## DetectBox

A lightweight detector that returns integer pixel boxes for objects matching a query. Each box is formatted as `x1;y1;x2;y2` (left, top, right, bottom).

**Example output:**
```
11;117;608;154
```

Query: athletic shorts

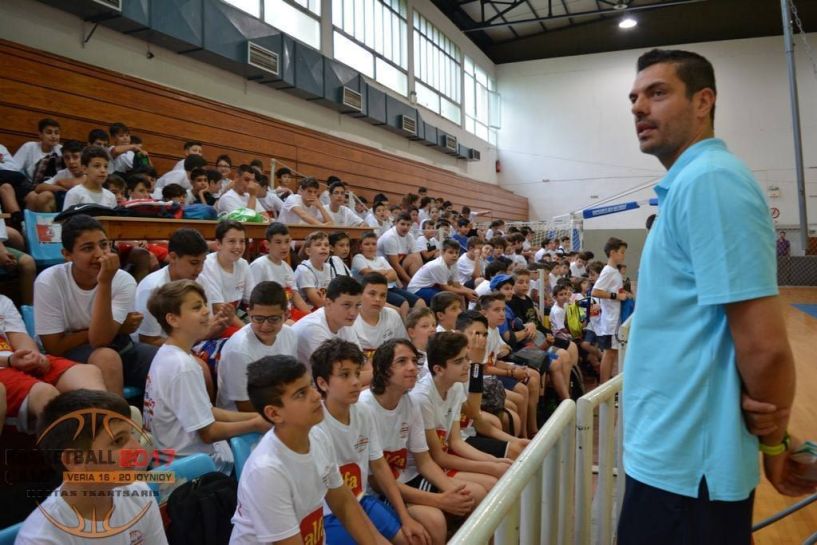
596;334;619;350
325;495;400;544
466;435;508;458
405;474;440;493
0;355;75;416
583;329;597;345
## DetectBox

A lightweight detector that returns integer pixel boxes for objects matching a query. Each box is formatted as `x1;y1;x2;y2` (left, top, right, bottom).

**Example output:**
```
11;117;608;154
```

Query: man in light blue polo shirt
619;49;815;545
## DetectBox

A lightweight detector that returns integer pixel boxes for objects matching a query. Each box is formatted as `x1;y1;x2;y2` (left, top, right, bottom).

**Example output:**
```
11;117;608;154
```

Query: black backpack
166;472;238;545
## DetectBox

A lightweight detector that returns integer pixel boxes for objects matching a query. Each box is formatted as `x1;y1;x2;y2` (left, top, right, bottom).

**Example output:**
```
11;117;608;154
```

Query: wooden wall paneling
0;39;528;221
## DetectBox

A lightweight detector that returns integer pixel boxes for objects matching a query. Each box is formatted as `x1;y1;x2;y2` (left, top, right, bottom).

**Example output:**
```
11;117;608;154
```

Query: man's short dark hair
275;167;292;178
80;145;110;167
148;279;207;334
87;128;108;144
184;140;203;150
371;339;418;395
455;310;488;332
168;228;208;258
311;338;364;398
299;177;320;190
361;272;388;289
162;183;187;200
426;331;469;373
265;222;289;240
61;214;105;251
396;212;412;224
457;218;470;228
483;260;507;281
328;180;346;193
190;167;207;181
216;220;245;241
247;356;307;415
37;389;130;471
183;154;207;172
216;154;232;166
249;281;288;309
441;239;460;253
477;292;506;310
326;275;362;300
430;291;460;315
637;48;716;121
109;122;128;136
328;231;349;246
61;140;84;154
361;231;378;243
603;237;628;257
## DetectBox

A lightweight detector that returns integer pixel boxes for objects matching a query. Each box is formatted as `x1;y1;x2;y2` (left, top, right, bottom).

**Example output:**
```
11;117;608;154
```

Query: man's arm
386;255;412;285
88;255;123;347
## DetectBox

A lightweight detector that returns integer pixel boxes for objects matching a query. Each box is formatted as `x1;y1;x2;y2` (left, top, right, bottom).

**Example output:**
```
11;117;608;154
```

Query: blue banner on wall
582;201;640;219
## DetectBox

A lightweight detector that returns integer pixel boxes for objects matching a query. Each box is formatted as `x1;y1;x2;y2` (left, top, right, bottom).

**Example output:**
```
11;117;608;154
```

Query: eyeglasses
249;315;284;325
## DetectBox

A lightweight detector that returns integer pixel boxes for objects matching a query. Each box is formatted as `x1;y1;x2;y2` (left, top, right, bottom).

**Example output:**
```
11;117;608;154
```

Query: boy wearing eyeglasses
216;281;298;412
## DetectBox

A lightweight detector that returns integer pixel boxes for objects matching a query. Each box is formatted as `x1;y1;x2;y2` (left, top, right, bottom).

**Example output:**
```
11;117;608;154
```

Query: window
265;0;321;50
222;0;261;17
464;55;500;145
412;12;462;124
332;0;408;95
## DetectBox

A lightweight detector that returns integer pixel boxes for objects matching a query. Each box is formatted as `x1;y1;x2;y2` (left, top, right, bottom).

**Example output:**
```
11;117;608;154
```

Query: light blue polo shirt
622;138;777;501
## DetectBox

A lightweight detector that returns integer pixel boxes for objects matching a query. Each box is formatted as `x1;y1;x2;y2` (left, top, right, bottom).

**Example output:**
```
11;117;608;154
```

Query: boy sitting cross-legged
217;281;299;412
144;280;269;473
229;355;378;545
360;339;483;543
15;390;168;545
410;331;509;489
34;214;157;395
311;338;431;545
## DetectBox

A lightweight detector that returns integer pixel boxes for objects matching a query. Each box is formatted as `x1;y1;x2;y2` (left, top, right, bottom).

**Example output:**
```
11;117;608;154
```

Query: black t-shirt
508;294;550;334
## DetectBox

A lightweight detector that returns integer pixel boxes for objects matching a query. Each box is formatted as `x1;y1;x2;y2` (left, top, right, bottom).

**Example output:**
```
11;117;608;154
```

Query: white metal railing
448;400;577;545
574;316;630;545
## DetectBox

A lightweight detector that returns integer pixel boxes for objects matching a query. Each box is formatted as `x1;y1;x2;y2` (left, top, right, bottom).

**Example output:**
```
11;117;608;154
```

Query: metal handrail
448;399;577;545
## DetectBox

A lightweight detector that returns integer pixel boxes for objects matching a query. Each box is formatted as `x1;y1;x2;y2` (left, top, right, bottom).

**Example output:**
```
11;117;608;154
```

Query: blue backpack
183;204;218;219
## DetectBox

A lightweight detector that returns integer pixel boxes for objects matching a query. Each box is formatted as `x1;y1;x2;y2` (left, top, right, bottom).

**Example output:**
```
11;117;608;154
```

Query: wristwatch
759;433;790;456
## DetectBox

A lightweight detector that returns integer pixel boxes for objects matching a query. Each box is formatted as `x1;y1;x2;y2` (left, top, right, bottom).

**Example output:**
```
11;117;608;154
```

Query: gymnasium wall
497;33;817;249
0;0;529;219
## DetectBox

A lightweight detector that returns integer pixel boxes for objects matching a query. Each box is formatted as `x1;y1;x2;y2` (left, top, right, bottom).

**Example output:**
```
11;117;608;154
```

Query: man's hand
468;332;487;363
400;517;431;545
119;312;144;335
0;250;17;269
247;181;260;196
253;414;273;433
10;349;49;375
763;436;817;497
435;483;474;516
742;393;789;436
97;253;120;284
523;322;537;339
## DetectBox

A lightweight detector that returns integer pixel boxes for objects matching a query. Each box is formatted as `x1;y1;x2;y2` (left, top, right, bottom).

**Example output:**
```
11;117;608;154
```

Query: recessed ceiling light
619;17;637;29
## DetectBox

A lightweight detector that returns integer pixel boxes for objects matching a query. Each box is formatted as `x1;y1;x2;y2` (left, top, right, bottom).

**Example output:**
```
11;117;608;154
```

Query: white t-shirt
14;141;61;179
570;262;587;278
109;149;133;173
358;390;428;484
153;168;190;199
410;373;467;453
414;235;440;254
550;303;566;333
534;248;547;263
376;227;415;258
294;260;331;301
0;295;26;357
291;308;361;366
216;324;299;410
0;144;21;172
258;191;284;215
485;326;510;364
15;482;167;545
351;254;396;288
327;205;363;226
456;253;481;285
230;428;342;545
134;266;172;339
278;194;323;225
43;167;74;186
353;307;407;351
62;184;118;210
469;277;494;310
34;263;135;335
248;255;297;297
197;252;252;308
316;403;383;509
216;189;264;214
143;344;233;472
594;264;623;336
407;256;456;293
327;256;351;279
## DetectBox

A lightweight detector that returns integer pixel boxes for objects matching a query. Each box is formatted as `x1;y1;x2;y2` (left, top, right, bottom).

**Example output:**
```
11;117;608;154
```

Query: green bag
219;207;265;223
565;302;584;339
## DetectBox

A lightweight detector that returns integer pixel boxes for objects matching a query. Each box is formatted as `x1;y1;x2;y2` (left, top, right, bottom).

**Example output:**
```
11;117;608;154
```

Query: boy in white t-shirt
411;332;509;488
590;237;630;383
230;355;377;545
215;164;263;214
34;215;157;395
326;180;364;226
407;240;476;305
294;231;333;308
144;280;268;473
414;219;440;262
62;146;118;210
15;390;168;545
353;273;408;358
359;339;479;541
107;122;143;174
197;220;253;331
217;281;299;411
430;292;462;333
26;139;85;212
278;177;332;225
311;338;430;545
249;222;312;318
405;307;435;379
377;214;422;286
456;236;484;289
13;117;62;179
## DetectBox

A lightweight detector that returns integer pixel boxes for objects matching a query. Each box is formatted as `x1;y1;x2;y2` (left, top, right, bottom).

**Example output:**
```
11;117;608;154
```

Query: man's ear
695;88;716;122
263;404;283;425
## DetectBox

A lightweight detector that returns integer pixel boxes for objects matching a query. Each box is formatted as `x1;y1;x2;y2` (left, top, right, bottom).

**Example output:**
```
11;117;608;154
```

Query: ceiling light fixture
618;17;637;29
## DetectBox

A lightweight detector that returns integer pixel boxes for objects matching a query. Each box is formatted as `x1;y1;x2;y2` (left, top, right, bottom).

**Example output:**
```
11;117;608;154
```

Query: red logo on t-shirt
459;413;472;432
340;462;364;499
383;449;408;479
300;507;325;545
435;428;449;453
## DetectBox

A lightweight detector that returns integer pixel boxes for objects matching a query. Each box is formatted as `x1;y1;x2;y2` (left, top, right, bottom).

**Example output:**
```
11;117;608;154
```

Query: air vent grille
248;42;280;76
400;115;417;136
342;86;362;112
